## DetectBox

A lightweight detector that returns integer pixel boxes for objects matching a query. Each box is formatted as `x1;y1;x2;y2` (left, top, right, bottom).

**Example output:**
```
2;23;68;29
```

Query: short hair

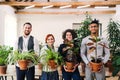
23;22;32;28
90;19;99;26
45;34;55;43
62;29;77;40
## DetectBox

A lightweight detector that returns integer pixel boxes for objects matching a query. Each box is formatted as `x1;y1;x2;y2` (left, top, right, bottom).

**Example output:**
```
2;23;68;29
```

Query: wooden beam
0;1;120;7
16;10;115;15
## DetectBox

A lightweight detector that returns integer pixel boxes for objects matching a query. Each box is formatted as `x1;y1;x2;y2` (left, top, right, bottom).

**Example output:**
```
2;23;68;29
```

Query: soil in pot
90;59;102;72
0;66;7;74
18;60;28;70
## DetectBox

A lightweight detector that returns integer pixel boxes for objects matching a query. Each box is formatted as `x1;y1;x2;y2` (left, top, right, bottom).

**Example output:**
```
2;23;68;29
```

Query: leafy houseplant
88;36;103;72
0;45;13;65
0;45;13;74
63;39;80;71
41;49;63;69
106;19;120;76
88;36;109;72
75;13;92;47
8;50;39;70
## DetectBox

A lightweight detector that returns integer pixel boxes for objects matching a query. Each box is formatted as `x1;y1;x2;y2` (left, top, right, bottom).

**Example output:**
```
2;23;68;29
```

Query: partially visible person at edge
58;29;81;80
39;34;59;80
81;19;110;80
14;22;40;80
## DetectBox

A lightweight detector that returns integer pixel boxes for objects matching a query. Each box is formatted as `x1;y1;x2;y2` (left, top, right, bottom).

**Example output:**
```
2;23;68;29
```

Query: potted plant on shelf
8;50;39;70
0;45;13;74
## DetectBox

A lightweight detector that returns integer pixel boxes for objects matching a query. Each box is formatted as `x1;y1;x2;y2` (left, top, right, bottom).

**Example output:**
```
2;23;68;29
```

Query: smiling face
89;23;99;35
23;24;32;36
46;36;55;46
65;32;73;41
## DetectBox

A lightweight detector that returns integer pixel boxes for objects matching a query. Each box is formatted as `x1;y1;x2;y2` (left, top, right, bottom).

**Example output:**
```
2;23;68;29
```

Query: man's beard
24;31;30;36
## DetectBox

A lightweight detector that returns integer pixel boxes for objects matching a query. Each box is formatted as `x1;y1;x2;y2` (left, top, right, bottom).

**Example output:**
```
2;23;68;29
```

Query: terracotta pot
18;60;28;70
90;62;102;72
48;60;56;69
0;66;7;74
65;61;74;70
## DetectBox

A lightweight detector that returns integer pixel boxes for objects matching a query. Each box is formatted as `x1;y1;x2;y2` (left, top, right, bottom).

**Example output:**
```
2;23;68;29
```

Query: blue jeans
40;70;59;80
62;67;81;80
16;66;35;80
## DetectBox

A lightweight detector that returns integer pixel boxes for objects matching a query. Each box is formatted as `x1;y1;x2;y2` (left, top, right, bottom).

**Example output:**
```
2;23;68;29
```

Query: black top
58;42;81;64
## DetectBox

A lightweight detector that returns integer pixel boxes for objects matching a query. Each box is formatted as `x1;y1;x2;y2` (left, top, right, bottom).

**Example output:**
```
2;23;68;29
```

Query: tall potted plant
106;19;120;76
88;36;103;72
0;45;13;74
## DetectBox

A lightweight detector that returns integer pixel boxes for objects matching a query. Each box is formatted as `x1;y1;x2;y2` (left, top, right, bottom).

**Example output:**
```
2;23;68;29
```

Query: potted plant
65;49;78;71
87;36;109;72
62;39;80;71
0;45;13;74
8;50;39;70
40;49;63;69
106;19;120;76
88;36;102;72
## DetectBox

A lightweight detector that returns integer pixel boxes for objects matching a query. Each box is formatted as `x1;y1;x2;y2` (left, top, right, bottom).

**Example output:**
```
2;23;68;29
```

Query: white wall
17;14;114;46
0;5;17;46
0;10;5;45
113;5;120;22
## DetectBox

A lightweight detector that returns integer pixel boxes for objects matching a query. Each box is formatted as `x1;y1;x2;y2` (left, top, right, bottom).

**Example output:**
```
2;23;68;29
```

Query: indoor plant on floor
0;45;13;74
8;50;39;70
106;19;120;77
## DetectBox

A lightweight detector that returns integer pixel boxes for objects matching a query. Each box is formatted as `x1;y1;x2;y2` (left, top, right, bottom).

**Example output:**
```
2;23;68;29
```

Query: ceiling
0;0;120;14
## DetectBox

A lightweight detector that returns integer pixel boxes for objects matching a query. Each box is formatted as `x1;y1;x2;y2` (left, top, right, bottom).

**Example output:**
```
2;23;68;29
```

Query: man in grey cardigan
81;19;110;80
